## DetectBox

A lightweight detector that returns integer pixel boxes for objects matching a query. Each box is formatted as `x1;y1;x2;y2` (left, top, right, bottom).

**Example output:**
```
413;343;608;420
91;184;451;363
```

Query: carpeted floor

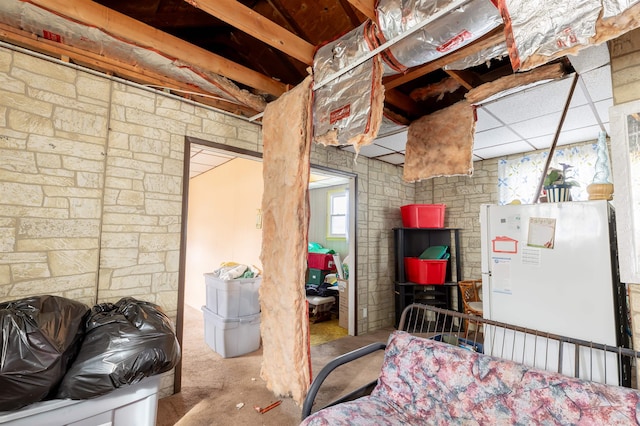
157;305;393;425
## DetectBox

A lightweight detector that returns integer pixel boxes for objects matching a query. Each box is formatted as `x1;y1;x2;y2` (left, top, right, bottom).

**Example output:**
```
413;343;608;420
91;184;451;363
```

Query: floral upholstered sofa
301;330;640;425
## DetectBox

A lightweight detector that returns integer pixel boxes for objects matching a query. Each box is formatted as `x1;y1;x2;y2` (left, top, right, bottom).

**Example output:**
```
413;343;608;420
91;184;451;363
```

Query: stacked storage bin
202;273;261;358
306;253;336;288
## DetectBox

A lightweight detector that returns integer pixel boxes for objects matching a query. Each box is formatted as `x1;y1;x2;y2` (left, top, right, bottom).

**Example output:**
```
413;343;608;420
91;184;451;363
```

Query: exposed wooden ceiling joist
0;23;264;117
183;0;315;65
27;0;288;97
444;70;483;90
345;0;376;21
338;0;366;27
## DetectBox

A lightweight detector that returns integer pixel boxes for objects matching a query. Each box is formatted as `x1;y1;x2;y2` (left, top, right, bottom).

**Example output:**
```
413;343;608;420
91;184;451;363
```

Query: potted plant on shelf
543;163;579;202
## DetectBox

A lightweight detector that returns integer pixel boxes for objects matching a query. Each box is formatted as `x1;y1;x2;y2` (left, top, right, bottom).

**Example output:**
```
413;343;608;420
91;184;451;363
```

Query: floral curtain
497;142;603;205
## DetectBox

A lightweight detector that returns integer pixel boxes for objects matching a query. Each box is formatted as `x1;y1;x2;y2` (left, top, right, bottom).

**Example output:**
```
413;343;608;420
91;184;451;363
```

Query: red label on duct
437;30;472;53
42;30;62;43
330;105;351;124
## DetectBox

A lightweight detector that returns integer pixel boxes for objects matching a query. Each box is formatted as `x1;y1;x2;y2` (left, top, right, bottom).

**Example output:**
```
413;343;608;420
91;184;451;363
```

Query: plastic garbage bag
0;295;89;411
56;297;181;400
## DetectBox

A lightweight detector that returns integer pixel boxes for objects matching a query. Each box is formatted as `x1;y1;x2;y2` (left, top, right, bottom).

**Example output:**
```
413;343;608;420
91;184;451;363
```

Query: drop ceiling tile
557;124;603;145
561;104;599;131
527;134;555;150
375;130;408;151
341;143;394;157
580;64;613;102
594;98;613;124
568;44;610;73
509;114;561;139
473;126;522;149
483;77;574;124
474;141;538;160
475;107;503;131
376;152;405;165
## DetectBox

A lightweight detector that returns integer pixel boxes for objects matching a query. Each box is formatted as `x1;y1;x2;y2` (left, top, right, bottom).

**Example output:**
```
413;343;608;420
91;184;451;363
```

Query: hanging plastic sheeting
56;298;180;400
0;0;266;112
375;0;503;74
0;295;88;411
313;22;385;150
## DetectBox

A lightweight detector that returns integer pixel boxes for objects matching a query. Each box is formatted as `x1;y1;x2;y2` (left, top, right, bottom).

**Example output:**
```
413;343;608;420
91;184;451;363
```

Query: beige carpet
157;306;392;425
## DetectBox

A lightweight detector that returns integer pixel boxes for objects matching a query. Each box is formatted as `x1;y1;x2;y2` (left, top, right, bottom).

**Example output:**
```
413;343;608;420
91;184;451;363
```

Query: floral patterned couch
301;330;640;425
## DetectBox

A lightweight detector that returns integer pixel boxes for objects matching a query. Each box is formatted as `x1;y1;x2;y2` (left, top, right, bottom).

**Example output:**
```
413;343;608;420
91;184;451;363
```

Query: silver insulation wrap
313;23;383;146
313;22;373;84
603;0;640;18
444;41;508;70
0;1;266;111
376;0;503;70
313;58;378;145
499;0;601;70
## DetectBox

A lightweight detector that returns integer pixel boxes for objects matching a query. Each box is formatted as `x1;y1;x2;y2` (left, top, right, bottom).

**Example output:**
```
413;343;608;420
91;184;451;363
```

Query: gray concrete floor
157;306;393;425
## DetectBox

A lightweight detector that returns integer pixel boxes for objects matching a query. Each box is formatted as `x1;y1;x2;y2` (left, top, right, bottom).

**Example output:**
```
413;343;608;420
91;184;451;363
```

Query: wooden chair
458;279;483;334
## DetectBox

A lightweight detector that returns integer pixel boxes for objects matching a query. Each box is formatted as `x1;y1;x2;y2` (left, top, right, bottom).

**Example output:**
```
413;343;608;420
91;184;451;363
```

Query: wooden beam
444;70;483;90
26;0;287;97
345;0;376;21
183;0;315;65
383;28;505;90
0;23;264;117
338;0;365;27
384;89;423;117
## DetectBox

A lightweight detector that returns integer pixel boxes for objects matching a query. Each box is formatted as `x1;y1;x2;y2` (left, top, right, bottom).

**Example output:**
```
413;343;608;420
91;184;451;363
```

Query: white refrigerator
480;200;628;384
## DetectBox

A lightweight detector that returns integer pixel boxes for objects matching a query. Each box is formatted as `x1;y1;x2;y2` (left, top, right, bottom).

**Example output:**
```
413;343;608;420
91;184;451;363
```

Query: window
498;142;603;204
328;190;348;238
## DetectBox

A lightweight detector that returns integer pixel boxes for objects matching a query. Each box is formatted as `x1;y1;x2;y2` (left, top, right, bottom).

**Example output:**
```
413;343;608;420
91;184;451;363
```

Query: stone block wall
415;160;500;281
0;45;263;397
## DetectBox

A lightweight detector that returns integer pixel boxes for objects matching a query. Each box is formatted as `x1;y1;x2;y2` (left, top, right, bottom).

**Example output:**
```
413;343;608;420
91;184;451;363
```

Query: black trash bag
0;295;89;411
56;297;181;400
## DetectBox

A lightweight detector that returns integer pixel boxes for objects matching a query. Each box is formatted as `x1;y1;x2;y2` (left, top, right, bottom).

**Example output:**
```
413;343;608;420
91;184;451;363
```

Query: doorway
176;136;357;390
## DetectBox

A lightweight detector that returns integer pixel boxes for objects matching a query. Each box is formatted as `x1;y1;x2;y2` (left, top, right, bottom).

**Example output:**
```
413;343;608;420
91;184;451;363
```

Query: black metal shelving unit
393;227;462;326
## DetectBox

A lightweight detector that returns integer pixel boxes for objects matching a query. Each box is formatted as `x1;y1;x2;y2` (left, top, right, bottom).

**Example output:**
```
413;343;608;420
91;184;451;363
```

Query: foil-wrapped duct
444;41;508;70
313;22;384;148
603;0;640;18
498;0;602;70
375;0;503;71
0;0;267;111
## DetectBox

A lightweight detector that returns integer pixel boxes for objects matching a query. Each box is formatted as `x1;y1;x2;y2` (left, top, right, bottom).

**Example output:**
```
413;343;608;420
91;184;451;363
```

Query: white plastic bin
202;306;261;358
0;376;160;426
204;273;261;318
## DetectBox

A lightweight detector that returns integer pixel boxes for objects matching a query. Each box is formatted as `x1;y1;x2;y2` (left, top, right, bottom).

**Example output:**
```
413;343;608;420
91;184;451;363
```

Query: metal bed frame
301;303;640;420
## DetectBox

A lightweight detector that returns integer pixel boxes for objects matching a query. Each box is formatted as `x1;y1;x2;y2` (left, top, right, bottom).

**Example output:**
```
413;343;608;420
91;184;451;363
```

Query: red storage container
307;253;336;270
401;204;446;228
404;257;447;284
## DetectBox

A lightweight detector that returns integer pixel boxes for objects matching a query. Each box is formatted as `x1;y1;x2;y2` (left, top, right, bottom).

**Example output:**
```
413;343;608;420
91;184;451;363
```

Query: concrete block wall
610;28;640;350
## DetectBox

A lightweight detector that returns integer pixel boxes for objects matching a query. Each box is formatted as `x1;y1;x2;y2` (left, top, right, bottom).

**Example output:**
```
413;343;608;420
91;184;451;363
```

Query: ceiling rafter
265;0;309;39
26;0;288;97
338;0;365;27
345;0;376;21
183;0;315;65
444;69;483;90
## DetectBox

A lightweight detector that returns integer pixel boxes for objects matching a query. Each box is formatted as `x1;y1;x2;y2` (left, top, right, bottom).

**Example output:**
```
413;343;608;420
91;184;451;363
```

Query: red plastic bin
404;257;447;285
401;204;445;228
307;253;336;270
